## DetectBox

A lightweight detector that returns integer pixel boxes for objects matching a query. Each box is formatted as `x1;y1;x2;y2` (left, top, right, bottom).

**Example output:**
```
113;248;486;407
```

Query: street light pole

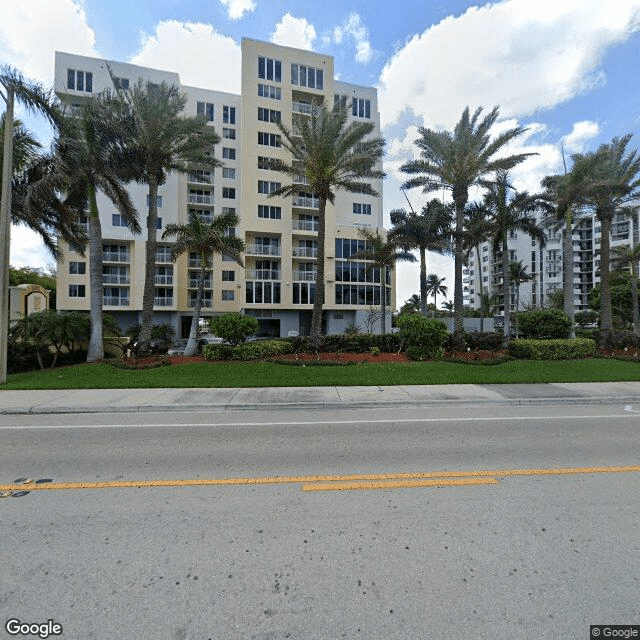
0;86;14;384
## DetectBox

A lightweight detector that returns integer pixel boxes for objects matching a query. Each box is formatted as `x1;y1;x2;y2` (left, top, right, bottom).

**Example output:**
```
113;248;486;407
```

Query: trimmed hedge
508;338;596;360
395;315;448;360
517;309;571;339
460;331;504;351
286;333;403;354
203;339;293;361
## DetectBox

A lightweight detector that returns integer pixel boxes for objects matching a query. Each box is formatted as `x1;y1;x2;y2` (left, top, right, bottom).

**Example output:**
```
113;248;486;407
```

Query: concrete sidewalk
2;381;640;414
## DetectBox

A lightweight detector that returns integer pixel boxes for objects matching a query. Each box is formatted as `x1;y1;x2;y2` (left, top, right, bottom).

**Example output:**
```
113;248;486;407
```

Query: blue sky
3;0;640;307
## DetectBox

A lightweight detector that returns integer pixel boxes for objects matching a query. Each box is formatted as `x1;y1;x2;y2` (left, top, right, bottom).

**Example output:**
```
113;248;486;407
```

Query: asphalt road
1;404;639;639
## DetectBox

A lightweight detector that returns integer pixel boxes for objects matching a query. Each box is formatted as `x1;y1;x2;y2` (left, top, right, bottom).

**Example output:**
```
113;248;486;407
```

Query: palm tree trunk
502;240;511;344
599;216;613;331
453;200;465;339
309;197;326;350
184;258;206;357
380;266;386;334
631;271;640;337
86;185;104;362
419;248;427;317
563;209;575;338
476;245;484;332
139;175;160;351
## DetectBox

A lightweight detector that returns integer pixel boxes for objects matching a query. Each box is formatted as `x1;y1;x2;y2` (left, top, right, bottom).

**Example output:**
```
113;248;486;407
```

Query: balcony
247;269;280;280
292;219;318;231
155;275;173;285
293;271;316;282
293;175;310;186
187;171;212;183
292;195;319;209
102;252;129;263
188;278;212;288
292;247;317;258
292;101;316;115
246;244;281;256
104;297;129;306
154;297;173;307
102;274;130;285
188;194;213;205
188;299;212;309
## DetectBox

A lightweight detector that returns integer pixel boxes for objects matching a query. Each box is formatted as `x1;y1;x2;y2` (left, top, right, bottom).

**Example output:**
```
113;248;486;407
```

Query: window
155;246;172;262
67;69;93;92
334;94;348;108
222;127;236;139
112;213;128;227
69;284;86;297
113;77;129;90
258;180;281;194
146;195;162;207
291;64;323;90
292;282;315;304
189;188;213;204
258;108;281;123
222;271;235;282
246;281;281;304
258;132;281;147
258;57;282;82
222;207;236;215
223;105;236;124
222;168;236;179
197;101;214;122
222;290;235;301
352;98;371;119
156;217;162;229
258;156;277;170
222;187;236;199
258;205;282;219
258;83;281;100
69;261;86;275
222;147;236;160
353;203;372;215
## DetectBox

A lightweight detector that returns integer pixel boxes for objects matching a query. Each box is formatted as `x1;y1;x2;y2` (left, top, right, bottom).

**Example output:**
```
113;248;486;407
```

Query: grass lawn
1;357;639;390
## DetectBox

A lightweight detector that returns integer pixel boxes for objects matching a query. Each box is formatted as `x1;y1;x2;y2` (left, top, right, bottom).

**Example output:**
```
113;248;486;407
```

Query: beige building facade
54;38;391;338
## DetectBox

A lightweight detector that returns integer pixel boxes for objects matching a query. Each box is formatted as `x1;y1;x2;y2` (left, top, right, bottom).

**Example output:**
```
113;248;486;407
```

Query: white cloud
0;0;96;83
130;21;241;93
332;13;374;64
9;226;53;270
378;0;640;129
562;120;600;153
270;13;317;51
219;0;256;21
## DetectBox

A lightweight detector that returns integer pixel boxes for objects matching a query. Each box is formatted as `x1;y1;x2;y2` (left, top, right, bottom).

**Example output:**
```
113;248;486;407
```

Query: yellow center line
302;477;499;491
0;465;639;493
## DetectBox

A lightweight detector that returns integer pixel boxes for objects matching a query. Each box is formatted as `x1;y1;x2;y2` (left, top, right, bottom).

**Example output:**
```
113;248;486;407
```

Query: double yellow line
1;465;639;494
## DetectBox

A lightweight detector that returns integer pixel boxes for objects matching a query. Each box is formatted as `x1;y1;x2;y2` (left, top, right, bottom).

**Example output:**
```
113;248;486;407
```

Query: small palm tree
425;273;448;315
347;228;416;334
509;260;532;336
442;300;454;316
163;211;244;356
401;106;534;340
405;294;421;311
112;79;222;351
389;199;452;316
611;243;640;336
270;99;385;348
464;202;493;331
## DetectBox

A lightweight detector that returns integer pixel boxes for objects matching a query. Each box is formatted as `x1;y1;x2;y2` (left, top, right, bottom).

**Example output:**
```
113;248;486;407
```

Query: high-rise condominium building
54;38;390;338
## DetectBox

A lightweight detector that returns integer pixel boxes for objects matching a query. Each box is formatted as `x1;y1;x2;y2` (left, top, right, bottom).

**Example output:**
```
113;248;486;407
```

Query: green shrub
508;338;596;360
208;313;259;346
370;346;381;356
462;331;504;351
517;309;572;339
203;339;293;361
595;329;640;350
395;315;448;360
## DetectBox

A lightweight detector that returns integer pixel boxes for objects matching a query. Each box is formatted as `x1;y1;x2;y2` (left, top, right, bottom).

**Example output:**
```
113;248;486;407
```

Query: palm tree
573;135;640;331
463;202;493;331
347;228;415;334
509;260;532;336
112;79;222;352
389;199;452;316
1;65;60;384
270;99;385;348
401;106;533;342
442;300;454;316
483;171;548;340
611;243;640;336
405;294;422;311
162;211;244;356
425;273;448;315
42;97;140;362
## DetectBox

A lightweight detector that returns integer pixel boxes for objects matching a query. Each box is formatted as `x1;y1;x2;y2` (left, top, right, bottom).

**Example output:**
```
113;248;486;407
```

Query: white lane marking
624;405;640;413
0;413;638;430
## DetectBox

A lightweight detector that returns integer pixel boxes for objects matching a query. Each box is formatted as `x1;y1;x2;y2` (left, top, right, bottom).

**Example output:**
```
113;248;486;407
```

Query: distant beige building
9;284;50;324
54;38;391;337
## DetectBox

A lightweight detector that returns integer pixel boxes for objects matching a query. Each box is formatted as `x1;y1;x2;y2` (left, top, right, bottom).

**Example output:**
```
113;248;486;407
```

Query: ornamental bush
395;314;448;360
208;313;259;346
203;339;293;361
517;309;572;339
508;338;596;360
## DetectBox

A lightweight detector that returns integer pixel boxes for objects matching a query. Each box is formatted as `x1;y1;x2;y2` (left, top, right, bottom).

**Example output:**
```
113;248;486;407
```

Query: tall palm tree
572;135;640;331
43;97;140;362
405;293;421;312
270;99;385;348
1;65;61;384
389;199;452;316
401;106;533;342
163;211;244;356
463;201;493;331
483;171;548;340
111;79;222;352
347;228;415;334
509;260;532;336
610;243;640;336
425;273;448;315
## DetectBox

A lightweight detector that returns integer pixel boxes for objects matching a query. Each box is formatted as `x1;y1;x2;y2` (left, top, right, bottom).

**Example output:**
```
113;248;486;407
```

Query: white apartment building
54;38;391;338
467;211;640;318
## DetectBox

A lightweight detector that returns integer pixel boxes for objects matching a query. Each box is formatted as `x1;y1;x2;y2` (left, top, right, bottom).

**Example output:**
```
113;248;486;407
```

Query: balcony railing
102;274;130;285
247;269;280;280
102;252;129;263
155;275;174;285
292;247;317;258
188;299;213;308
190;214;214;225
154;297;173;307
155;252;172;263
293;175;310;185
187;172;212;183
246;245;281;256
292;220;318;231
292;196;319;209
293;271;316;281
188;194;213;205
104;297;129;306
292;101;317;115
188;279;212;288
